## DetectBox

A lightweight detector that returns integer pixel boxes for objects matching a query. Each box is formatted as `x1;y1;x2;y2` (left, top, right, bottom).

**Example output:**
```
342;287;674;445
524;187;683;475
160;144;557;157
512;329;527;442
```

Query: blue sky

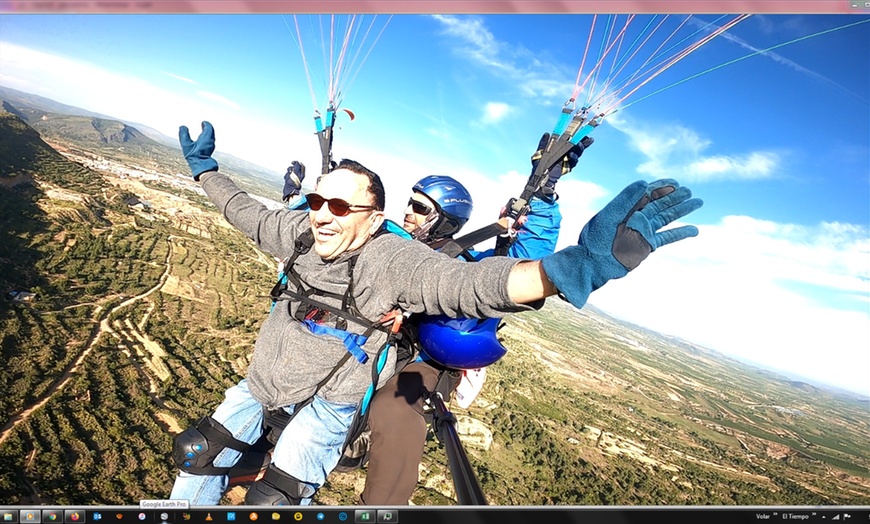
0;13;868;396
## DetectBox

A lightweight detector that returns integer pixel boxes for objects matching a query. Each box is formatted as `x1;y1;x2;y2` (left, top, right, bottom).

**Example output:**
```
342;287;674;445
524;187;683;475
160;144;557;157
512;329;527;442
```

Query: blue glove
178;121;219;181
644;178;679;203
530;133;594;196
282;161;306;202
541;179;703;308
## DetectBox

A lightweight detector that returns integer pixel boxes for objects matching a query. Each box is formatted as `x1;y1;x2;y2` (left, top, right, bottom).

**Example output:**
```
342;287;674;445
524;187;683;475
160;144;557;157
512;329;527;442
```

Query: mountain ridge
0;85;284;201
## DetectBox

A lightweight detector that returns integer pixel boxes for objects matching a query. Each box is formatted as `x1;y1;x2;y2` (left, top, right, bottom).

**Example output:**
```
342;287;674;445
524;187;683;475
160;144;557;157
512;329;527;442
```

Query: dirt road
0;239;175;446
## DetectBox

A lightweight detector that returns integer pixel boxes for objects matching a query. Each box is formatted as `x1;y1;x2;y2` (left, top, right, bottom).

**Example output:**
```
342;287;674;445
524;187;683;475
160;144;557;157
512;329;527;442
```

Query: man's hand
283;161;306;202
178;121;218;181
540;179;703;308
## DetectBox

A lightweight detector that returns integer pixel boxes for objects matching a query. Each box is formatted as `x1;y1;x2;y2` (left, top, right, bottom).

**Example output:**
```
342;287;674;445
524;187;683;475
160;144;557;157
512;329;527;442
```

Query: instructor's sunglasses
307;193;377;217
407;198;434;216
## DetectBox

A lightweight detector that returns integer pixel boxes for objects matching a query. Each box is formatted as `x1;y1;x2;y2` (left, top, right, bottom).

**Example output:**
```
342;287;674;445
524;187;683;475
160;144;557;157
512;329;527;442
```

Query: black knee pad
244;464;316;505
173;416;251;476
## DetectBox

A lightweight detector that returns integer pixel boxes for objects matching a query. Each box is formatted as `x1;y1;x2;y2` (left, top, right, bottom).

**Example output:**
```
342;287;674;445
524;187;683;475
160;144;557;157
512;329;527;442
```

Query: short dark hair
332;158;386;211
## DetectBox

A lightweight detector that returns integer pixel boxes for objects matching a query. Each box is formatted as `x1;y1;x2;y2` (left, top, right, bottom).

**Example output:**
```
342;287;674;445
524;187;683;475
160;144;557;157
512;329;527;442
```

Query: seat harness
263;226;414;448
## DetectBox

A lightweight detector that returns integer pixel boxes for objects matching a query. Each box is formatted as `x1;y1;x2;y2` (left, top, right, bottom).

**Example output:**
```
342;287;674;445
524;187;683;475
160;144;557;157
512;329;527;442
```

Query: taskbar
2;506;870;524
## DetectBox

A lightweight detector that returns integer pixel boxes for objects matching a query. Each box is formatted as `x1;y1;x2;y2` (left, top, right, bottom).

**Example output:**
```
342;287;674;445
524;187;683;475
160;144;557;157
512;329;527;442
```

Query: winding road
0;239;175;446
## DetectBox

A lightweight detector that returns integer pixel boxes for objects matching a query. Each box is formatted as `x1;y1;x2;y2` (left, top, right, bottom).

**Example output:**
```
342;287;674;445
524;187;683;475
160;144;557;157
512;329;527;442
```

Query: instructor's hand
283;161;306;201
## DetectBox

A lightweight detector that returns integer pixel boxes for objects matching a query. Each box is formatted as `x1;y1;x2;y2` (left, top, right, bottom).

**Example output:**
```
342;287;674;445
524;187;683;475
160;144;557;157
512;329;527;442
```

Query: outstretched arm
179;121;309;259
507;259;558;303
507;178;703;308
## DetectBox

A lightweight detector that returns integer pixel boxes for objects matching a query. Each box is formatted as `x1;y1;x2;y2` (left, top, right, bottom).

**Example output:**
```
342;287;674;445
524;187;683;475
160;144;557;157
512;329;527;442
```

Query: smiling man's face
309;169;384;260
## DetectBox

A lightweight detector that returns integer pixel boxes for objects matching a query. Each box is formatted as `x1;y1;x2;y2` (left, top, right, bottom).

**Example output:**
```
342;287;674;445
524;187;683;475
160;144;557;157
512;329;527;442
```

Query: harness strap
339;256;359;329
438;222;509;259
272;229;377;332
270;230;314;303
263;227;407;453
303;319;370;364
274;286;388;334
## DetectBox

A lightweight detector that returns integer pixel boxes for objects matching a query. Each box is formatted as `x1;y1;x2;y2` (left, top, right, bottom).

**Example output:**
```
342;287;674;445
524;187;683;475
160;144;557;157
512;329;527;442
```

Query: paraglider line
621;16;870;111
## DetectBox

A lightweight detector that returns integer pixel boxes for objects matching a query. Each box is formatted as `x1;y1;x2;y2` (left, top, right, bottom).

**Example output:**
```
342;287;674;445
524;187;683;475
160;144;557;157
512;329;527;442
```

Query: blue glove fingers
201;121;215;140
618;178;679;221
607;179;649;221
178;121;218;180
654;224;699;248
647;195;704;234
641;185;692;219
646;178;680;191
647;183;691;211
579;180;648;245
622;199;698;252
645;178;680;202
197;121;216;155
178;126;193;154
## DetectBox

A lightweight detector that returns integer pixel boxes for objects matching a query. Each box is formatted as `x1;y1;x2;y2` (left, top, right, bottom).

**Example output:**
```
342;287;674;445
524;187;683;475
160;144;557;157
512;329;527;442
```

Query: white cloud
432;15;506;70
0;41;308;173
608;113;780;182
476;101;511;126
431;15;573;101
162;71;198;85
687;152;779;180
424;127;454;143
588;214;870;397
197;90;241;111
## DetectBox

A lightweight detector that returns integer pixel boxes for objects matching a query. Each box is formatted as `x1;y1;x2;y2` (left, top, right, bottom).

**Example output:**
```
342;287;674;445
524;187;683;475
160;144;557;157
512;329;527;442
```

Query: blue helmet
416;315;507;369
412;175;473;239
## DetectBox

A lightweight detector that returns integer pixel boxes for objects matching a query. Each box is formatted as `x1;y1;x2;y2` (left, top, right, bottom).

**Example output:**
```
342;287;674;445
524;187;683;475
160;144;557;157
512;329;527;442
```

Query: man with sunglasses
279;164;565;499
170;122;549;506
171;121;703;506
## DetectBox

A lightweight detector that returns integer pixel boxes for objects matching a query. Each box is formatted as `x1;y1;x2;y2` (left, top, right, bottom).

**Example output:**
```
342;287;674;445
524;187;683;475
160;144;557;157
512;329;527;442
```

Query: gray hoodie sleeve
355;234;542;319
199;171;307;259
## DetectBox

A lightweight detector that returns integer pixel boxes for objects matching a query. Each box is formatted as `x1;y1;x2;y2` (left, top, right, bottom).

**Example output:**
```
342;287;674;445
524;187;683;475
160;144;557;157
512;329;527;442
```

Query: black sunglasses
407;198;434;216
307;193;377;217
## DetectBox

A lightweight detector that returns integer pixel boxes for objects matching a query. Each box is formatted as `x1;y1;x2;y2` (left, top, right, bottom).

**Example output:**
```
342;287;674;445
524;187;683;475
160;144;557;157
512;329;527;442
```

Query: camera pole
426;391;488;505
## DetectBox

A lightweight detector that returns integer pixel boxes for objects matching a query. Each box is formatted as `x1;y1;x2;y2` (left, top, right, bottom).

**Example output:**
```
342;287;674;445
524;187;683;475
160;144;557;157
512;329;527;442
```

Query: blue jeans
169;379;358;505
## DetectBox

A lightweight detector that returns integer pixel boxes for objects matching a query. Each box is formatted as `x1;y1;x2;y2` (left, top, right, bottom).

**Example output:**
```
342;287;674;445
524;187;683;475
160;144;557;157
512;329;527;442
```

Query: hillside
0;106;867;506
0;85;284;202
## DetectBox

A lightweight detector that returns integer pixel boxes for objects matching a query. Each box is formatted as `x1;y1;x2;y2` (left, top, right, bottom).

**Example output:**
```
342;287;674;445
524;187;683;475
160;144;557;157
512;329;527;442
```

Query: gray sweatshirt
200;171;539;407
